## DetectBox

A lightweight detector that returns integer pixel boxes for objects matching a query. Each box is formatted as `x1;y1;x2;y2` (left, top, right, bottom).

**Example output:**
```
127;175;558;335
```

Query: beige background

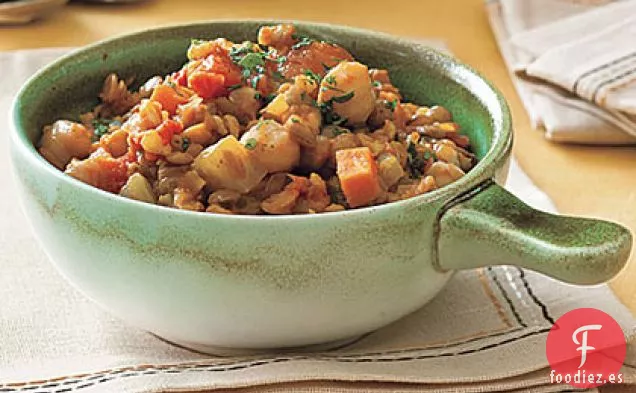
1;0;635;314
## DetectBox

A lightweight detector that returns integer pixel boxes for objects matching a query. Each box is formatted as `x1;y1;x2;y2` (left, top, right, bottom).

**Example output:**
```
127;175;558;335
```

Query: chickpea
425;161;465;187
240;120;300;173
317;61;376;125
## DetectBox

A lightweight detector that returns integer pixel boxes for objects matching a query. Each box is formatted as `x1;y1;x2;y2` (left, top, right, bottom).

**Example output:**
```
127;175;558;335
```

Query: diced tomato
127;134;143;162
172;68;188;87
201;49;242;87
188;71;227;99
98;158;129;193
157;119;183;145
281;41;354;79
150;84;188;114
252;74;275;97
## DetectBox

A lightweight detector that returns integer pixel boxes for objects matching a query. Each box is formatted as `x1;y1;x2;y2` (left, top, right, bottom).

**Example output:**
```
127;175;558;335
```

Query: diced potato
194;135;267;193
140;130;172;156
317;61;375;125
260;93;289;122
120;173;156;203
240;120;300;173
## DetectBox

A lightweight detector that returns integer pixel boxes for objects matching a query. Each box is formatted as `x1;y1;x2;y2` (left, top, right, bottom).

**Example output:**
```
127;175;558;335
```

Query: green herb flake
244;138;258;150
276;55;287;65
332;91;355;104
291;34;314;50
325;75;337;85
229;45;255;62
291;118;300;124
228;83;243;91
181;137;191;152
332;116;348;126
251;74;262;89
406;141;425;178
385;99;398;111
321;85;345;93
373;81;382;88
264;93;277;103
239;52;265;70
332;127;350;136
303;69;321;83
190;38;207;46
91;118;112;142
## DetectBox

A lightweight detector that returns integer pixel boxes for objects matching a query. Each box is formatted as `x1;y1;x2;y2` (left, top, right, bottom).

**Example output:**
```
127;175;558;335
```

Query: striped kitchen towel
487;0;636;145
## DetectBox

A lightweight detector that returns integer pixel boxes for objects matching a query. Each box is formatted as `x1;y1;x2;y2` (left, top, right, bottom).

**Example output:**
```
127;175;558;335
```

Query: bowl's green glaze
9;21;631;352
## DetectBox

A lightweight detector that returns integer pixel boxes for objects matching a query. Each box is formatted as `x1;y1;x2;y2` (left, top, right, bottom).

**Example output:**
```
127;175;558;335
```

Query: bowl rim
10;19;513;222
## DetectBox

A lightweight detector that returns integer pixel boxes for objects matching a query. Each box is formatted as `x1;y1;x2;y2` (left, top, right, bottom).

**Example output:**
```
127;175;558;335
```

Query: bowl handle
436;181;632;285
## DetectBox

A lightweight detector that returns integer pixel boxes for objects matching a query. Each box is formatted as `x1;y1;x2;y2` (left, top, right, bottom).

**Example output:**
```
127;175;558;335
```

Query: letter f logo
572;324;602;368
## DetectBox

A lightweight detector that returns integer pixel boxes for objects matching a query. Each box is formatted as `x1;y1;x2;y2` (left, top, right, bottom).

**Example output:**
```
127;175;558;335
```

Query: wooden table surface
1;0;635;313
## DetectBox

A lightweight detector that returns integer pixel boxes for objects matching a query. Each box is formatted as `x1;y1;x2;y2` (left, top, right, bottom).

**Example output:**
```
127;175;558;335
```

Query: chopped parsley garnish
320;76;345;93
229;44;271;82
331;127;350;136
385;99;398;111
291;117;300;123
321;109;347;126
228;83;243;91
244;138;258;150
254;92;262;100
373;81;382;88
190;38;207;45
303;69;321;83
91;118;113;142
238;52;265;70
406;141;426;178
423;150;437;160
263;93;277;103
229;45;255;62
331;91;354;104
291;34;314;49
332;116;348;126
181;137;191;152
276;55;287;65
166;80;177;89
316;91;354;125
251;74;262;89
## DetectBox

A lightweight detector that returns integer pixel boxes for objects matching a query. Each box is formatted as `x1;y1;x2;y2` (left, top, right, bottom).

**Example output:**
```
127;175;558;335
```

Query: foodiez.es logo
546;308;626;388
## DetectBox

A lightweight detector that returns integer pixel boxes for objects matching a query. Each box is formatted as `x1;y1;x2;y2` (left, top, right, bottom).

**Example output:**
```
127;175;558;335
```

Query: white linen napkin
486;0;636;145
1;48;635;393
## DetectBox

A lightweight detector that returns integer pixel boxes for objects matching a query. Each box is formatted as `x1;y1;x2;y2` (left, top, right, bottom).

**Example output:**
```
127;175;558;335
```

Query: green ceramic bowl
9;21;632;353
